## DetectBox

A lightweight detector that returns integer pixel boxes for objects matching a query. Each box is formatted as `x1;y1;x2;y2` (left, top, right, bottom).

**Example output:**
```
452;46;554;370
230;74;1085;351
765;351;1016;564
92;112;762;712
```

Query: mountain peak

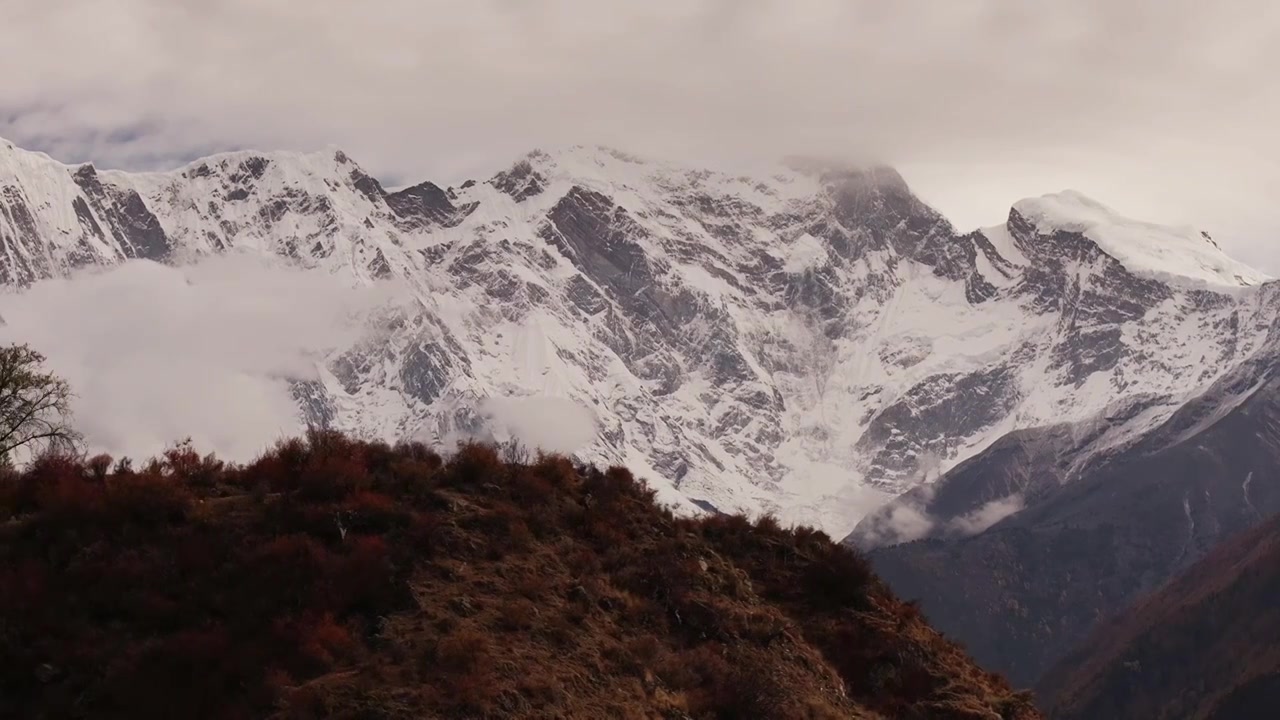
1011;190;1268;288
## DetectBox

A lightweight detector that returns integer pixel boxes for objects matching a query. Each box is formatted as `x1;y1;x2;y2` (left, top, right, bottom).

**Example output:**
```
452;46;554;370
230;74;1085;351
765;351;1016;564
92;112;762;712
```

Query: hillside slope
1039;513;1280;720
0;433;1039;720
3;136;1274;537
859;322;1280;686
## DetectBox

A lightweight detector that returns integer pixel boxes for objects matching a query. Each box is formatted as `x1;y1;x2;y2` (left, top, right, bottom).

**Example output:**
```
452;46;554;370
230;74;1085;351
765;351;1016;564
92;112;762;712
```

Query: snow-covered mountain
1;136;1273;537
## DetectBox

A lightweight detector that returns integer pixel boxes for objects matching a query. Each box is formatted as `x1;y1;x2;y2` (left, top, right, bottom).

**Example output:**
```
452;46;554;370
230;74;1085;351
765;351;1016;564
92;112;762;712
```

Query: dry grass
0;432;1040;719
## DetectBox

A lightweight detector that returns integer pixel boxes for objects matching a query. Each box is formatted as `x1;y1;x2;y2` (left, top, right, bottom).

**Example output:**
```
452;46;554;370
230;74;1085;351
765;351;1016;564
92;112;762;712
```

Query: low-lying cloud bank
0;254;402;462
851;485;1028;548
480;396;599;456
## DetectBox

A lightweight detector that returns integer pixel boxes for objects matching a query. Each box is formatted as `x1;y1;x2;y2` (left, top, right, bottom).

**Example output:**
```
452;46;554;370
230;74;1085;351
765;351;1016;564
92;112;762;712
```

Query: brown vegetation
0;431;1039;719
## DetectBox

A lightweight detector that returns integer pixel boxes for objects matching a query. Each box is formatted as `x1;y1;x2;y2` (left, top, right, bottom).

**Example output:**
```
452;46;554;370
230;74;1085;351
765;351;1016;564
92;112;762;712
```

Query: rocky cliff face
1;137;1272;539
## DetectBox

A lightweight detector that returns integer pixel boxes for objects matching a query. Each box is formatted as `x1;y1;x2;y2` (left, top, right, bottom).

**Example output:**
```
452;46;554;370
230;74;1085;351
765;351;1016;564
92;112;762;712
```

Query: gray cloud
0;254;403;462
947;494;1026;536
2;1;1276;269
480;396;599;455
853;487;1027;549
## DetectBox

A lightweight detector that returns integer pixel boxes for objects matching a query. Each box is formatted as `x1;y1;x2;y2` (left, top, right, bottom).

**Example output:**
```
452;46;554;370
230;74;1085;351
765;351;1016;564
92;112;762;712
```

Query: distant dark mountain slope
0;433;1039;720
860;342;1280;687
1039;512;1280;720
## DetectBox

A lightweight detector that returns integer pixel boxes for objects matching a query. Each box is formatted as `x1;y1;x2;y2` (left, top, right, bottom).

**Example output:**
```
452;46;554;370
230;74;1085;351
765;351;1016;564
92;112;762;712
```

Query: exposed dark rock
71;196;105;240
330;345;385;396
291;379;336;429
782;265;847;322
490;159;546;202
234;156;271;182
254;188;337;244
386;180;478;228
858;366;1021;487
349;167;386;204
564;275;609;315
540;187;673;325
0;186;52;284
367;248;393;279
72;164;172;261
399;341;458;406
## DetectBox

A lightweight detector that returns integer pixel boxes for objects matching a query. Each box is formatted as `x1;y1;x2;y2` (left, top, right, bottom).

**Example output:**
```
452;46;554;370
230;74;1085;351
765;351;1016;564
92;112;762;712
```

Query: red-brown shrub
244;437;312;493
466;501;534;557
583;466;638;509
86;453;113;481
683;646;794;720
582;513;630;547
337;535;398;613
241;534;333;615
245;452;294;493
436;626;492;674
296;613;356;668
160;439;224;487
342;490;410;535
507;465;556;506
0;558;49;614
754;513;784;535
393;440;442;466
406;510;443;554
446;442;505;488
443;668;500;716
104;472;193;527
102;625;245;717
304;427;362;460
532;453;578;486
360;439;397;476
16;452;92;516
298;453;372;502
798;545;875;612
512;565;555;600
496;598;539;632
173;530;226;577
386;457;441;500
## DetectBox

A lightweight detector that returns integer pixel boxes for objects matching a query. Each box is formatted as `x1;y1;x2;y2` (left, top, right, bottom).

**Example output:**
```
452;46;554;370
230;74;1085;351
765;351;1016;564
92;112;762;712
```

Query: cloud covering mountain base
0;254;401;461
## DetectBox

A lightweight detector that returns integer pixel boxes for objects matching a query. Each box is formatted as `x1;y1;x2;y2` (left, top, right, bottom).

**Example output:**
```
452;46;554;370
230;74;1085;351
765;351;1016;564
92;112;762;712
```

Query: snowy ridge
1012;190;1268;289
2;136;1276;537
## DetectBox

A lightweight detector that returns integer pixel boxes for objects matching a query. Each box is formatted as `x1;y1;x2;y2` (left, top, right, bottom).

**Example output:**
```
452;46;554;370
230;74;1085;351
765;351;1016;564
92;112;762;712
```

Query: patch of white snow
1013;190;1268;288
782;233;829;273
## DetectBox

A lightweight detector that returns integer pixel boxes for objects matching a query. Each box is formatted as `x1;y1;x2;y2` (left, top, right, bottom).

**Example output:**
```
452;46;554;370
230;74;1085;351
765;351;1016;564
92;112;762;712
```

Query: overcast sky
2;0;1276;271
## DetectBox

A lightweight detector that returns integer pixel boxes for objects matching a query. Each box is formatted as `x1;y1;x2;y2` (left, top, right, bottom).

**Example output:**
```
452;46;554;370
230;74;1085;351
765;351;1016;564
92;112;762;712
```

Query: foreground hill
0;433;1038;720
1038;512;1280;720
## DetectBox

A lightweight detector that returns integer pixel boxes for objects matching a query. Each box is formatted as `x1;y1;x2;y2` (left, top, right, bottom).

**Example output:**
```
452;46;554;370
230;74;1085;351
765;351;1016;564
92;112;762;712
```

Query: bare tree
500;437;531;466
0;344;80;462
